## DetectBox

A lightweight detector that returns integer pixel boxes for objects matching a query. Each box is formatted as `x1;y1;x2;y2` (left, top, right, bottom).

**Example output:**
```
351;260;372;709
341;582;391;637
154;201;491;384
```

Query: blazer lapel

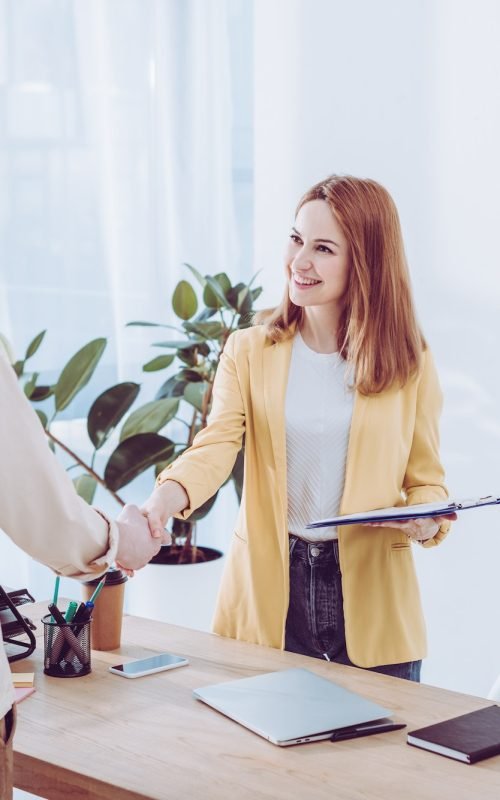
262;336;294;477
339;390;369;514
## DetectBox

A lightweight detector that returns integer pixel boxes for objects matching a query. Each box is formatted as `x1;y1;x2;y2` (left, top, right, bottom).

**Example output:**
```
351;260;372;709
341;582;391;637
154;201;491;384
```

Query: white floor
14;792;43;799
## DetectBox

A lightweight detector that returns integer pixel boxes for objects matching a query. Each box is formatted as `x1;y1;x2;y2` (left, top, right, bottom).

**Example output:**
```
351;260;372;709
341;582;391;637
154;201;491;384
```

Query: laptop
193;667;392;746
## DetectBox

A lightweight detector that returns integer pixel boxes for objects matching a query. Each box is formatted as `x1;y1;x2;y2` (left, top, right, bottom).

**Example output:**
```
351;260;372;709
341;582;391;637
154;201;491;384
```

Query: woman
142;175;455;681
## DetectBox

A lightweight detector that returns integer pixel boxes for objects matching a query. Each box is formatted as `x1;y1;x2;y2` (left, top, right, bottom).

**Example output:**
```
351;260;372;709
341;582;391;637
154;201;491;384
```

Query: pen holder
42;613;92;678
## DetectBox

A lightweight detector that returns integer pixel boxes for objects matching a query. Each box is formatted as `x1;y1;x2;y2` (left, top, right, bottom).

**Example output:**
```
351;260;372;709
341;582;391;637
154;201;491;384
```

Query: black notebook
407;705;500;764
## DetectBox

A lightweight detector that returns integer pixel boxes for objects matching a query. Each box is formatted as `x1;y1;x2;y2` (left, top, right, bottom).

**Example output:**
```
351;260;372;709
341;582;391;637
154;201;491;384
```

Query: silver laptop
193;667;392;746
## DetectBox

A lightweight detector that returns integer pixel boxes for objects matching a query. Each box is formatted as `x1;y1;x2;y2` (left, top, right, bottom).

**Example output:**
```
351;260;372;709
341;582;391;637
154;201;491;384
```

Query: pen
330;722;406;742
88;577;106;605
64;601;78;622
52;576;60;608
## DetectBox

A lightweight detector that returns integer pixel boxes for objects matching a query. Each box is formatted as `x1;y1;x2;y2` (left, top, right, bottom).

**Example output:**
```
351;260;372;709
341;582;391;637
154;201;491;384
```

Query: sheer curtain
0;0;252;598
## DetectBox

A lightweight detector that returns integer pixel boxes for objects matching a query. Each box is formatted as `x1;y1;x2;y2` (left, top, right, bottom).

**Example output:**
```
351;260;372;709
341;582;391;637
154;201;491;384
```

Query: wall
254;0;500;697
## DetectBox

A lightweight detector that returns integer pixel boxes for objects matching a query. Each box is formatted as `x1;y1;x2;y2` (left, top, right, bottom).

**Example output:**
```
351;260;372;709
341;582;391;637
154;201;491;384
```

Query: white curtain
0;0;250;599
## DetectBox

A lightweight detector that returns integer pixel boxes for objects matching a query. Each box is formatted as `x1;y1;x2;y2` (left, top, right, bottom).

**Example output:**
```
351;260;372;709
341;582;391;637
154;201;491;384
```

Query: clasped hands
363;512;458;542
114;503;171;576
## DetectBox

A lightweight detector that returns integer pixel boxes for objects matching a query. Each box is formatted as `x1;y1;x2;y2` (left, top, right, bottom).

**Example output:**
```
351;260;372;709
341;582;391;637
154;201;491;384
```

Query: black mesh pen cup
42;613;92;677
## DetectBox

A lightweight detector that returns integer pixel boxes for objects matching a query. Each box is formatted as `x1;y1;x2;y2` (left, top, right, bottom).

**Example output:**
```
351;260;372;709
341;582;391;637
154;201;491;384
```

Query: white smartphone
109;652;189;678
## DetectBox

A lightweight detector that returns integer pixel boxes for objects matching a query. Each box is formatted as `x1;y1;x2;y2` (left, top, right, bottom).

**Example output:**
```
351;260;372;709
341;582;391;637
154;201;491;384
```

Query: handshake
113;504;171;575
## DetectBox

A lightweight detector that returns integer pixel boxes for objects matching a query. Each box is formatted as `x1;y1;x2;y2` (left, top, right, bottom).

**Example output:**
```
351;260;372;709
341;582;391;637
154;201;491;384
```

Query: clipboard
306;495;500;530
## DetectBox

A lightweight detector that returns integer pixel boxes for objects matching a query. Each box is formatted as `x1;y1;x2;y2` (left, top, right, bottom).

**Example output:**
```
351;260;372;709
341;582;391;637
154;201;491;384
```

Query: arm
0;351;167;578
142;331;245;530
402;348;453;547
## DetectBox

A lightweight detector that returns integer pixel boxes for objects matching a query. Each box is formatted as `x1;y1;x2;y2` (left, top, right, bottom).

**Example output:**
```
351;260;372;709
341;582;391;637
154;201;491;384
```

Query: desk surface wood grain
11;603;500;800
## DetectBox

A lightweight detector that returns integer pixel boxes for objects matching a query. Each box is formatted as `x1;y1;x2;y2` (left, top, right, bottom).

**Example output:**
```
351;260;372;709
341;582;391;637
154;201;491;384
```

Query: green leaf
35;409;48;429
195;307;217;322
126;321;170;328
73;474;97;504
184;381;209;412
119;398;179;441
13;360;25;378
227;283;253;315
87;382;140;449
104;433;175;491
172;280;198;321
203;274;231;309
25;330;46;359
54;338;107;412
152;339;204;350
23;372;39;398
177;342;210;366
142;354;175;372
251;287;263;302
155;376;188;399
183;263;206;288
177;368;203;383
183;321;225;340
30;385;53;401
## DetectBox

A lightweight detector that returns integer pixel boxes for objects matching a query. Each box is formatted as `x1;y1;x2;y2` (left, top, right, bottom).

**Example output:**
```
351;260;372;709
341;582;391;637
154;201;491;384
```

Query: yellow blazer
158;325;450;667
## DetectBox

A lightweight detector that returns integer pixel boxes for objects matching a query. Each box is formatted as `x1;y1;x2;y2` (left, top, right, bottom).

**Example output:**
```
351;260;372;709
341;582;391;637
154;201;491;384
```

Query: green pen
88;576;107;605
64;601;78;623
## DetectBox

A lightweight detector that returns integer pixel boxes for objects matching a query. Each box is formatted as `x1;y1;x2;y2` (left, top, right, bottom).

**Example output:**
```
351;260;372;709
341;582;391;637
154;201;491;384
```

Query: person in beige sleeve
0;349;170;800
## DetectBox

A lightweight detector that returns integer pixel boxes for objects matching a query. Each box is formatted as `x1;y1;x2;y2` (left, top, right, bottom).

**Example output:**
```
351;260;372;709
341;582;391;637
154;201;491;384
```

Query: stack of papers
306;495;500;530
11;672;34;688
12;672;36;704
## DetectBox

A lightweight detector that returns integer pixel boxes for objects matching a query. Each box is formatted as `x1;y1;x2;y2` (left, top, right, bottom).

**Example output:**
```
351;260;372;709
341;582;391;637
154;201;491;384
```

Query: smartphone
109;653;189;678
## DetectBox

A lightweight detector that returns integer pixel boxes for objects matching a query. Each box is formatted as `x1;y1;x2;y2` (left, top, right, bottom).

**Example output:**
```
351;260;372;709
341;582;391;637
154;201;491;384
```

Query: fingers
115;561;134;578
434;512;458;523
142;510;165;539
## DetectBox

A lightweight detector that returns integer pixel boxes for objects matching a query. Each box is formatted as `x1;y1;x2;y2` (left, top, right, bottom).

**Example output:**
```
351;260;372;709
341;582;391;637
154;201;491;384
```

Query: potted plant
4;266;262;567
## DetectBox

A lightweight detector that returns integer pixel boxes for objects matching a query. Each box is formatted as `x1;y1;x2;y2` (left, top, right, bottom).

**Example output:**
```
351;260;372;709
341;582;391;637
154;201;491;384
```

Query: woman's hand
140;480;189;539
363;512;457;542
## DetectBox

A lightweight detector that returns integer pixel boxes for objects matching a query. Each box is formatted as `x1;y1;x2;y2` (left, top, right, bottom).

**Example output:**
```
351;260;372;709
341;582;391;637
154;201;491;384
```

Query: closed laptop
193;667;392;746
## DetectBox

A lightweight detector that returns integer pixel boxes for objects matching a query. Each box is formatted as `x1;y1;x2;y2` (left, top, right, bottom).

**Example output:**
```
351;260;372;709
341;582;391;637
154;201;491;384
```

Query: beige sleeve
0;350;118;580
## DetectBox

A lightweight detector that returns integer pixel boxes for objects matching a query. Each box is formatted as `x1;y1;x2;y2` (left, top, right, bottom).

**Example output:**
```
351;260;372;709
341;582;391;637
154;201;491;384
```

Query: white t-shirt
285;332;353;542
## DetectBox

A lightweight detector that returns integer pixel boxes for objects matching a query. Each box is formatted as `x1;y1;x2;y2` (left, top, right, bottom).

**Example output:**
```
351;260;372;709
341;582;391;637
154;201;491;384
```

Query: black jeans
284;535;421;682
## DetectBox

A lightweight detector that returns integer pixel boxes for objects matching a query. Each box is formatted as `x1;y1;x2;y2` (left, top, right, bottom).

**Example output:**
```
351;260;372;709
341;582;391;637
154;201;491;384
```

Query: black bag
0;585;36;662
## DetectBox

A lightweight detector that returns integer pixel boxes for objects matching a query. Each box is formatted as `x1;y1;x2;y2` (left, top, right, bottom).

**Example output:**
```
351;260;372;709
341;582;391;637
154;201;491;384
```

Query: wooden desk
11;603;500;800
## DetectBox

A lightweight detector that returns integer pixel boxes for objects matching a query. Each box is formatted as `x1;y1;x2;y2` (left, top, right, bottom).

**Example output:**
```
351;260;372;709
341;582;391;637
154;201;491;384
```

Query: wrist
157;479;189;514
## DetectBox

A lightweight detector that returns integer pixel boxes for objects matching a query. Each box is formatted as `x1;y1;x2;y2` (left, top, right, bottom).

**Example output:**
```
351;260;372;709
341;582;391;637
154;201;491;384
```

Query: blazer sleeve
0;350;118;579
156;331;245;517
402;348;451;548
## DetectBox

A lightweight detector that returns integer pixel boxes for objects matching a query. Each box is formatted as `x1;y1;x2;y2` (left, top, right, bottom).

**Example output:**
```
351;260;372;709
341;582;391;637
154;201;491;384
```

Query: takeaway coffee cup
82;568;128;650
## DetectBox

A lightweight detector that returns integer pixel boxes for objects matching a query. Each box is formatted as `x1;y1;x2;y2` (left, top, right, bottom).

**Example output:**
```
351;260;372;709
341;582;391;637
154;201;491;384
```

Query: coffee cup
82;568;128;650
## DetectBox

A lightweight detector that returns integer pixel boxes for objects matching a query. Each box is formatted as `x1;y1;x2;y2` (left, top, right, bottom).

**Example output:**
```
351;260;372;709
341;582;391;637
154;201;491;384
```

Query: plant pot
149;544;223;566
124;547;226;632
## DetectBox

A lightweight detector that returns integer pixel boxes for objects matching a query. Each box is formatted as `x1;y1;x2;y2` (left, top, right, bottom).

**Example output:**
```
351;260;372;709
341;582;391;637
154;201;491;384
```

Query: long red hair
255;175;425;394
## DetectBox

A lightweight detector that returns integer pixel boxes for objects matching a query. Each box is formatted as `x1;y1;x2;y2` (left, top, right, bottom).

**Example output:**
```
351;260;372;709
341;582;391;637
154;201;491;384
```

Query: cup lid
84;567;128;587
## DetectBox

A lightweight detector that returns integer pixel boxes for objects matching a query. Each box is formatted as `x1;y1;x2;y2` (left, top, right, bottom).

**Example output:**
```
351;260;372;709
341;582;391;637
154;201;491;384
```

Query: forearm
154;479;190;517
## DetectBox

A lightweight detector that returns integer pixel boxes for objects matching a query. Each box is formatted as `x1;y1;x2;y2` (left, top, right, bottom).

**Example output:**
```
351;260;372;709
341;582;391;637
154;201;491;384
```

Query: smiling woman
139;174;453;684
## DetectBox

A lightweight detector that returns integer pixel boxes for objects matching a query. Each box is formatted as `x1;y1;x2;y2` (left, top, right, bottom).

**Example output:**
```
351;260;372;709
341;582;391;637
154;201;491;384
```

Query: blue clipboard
306;495;500;530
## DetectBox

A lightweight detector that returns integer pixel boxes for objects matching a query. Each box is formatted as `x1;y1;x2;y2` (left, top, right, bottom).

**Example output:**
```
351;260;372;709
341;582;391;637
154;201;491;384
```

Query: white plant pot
125;551;226;632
